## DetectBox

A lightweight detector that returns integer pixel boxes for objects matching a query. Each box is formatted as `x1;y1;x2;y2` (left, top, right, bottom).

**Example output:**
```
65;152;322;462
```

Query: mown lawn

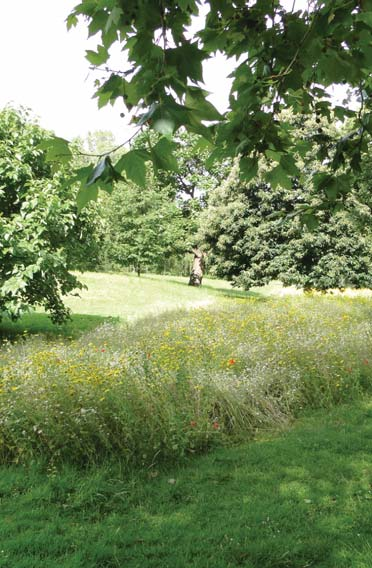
0;272;259;339
1;401;372;568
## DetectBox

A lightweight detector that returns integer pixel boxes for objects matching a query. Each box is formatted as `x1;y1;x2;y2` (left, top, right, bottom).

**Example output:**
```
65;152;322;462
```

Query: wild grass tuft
0;295;371;466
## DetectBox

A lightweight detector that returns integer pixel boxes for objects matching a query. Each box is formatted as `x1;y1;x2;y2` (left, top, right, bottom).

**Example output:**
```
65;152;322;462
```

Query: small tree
102;178;186;276
0;107;96;322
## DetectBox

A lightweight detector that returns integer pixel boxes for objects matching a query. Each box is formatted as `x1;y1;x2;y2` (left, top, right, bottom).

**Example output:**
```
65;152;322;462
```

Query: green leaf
86;45;109;66
165;43;206;84
37;137;72;164
115;150;147;188
105;6;123;32
323;179;338;202
151;138;179;172
87;10;108;37
267;165;292;190
302;213;319;231
295;140;313;157
356;12;372;28
76;183;99;212
313;173;333;192
239;157;258;182
265;149;282;163
317;52;353;85
185;87;224;121
87;157;110;186
280;154;300;176
178;0;197;11
66;13;78;30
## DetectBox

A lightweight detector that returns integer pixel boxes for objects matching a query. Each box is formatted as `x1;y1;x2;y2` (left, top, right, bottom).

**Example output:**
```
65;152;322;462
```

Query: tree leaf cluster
199;118;372;291
67;0;372;205
0;108;99;323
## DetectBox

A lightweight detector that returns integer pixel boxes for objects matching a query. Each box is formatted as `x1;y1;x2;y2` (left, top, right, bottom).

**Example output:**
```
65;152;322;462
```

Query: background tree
101;177;186;276
100;130;226;279
0;107;97;322
200;156;372;291
151;130;228;283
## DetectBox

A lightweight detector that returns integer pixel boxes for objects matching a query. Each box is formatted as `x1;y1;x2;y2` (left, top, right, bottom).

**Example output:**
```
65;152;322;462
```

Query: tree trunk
188;248;205;286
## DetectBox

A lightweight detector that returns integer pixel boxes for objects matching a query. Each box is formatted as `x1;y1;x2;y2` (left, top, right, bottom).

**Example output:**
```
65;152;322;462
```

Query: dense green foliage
96;131;224;275
101;179;186;274
201;160;372;290
0;107;97;323
64;0;372;222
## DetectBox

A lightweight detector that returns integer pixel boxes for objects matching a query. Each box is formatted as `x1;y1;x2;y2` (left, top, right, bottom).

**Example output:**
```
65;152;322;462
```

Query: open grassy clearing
0;272;259;340
63;272;263;320
1;401;372;568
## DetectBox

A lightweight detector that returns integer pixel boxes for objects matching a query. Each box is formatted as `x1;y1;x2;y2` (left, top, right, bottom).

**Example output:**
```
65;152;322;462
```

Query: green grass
63;271;257;320
0;272;260;340
1;273;372;566
0;313;115;341
1;400;372;567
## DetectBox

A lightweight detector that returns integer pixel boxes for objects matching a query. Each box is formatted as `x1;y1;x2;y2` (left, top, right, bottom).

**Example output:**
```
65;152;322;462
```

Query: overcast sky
2;1;340;145
0;1;236;143
0;1;127;141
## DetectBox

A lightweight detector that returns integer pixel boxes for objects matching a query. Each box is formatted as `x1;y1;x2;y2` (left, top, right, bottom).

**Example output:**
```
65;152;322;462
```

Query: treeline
1;106;372;322
81;116;372;293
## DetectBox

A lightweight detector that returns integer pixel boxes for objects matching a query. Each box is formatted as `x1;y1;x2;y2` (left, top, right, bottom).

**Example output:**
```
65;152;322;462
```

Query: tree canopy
200;158;372;290
98;130;223;276
60;0;372;224
0;107;97;322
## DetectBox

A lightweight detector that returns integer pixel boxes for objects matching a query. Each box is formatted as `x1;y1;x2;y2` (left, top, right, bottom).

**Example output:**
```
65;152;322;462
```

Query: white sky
0;0;344;145
0;1;127;141
0;0;234;144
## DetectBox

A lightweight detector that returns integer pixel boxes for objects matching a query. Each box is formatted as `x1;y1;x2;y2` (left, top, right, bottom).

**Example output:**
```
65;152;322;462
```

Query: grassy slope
64;272;268;319
1;401;372;568
0;272;261;339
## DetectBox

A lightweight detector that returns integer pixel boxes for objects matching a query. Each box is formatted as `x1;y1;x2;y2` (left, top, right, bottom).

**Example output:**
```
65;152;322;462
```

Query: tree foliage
63;0;372;222
101;178;186;275
99;131;223;275
0;107;97;322
200;155;372;291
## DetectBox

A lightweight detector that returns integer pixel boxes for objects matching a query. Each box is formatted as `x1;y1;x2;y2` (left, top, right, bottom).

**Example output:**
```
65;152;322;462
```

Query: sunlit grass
0;400;372;567
63;271;253;320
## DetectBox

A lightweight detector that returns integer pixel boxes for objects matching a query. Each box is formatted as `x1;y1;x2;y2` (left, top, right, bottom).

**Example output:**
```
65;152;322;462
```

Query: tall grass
1;295;372;466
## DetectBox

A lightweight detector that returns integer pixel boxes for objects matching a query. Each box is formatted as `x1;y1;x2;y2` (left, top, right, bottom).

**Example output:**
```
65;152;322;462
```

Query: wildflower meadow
1;275;372;568
1;291;371;467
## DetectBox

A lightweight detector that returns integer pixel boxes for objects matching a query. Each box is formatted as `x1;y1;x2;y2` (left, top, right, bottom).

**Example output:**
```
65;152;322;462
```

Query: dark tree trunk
188;248;205;286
